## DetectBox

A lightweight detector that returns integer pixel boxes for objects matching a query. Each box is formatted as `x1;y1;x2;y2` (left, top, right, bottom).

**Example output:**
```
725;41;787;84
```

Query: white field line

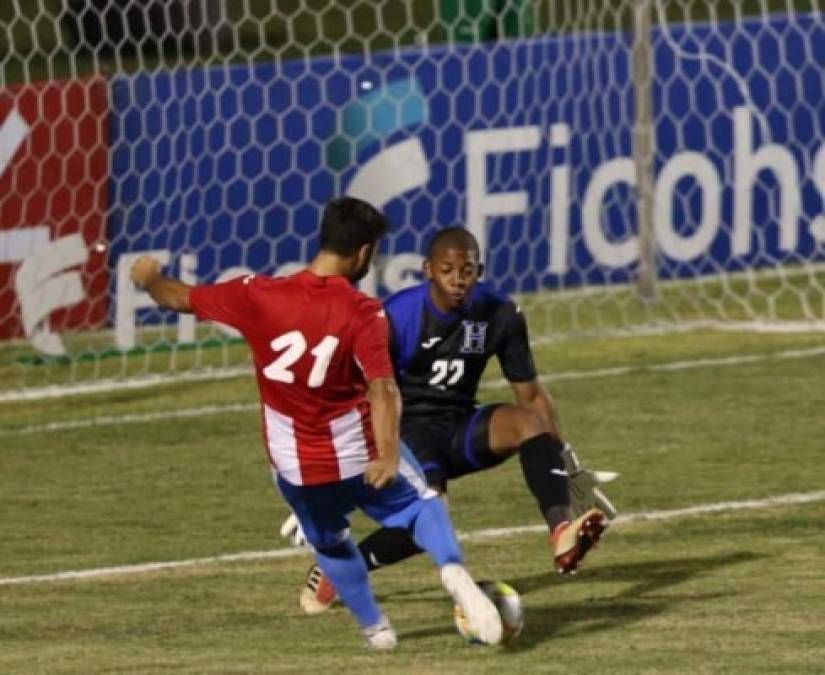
3;344;824;437
528;319;825;347
2;489;824;588
4;317;825;404
484;344;825;389
0;366;253;403
0;402;258;437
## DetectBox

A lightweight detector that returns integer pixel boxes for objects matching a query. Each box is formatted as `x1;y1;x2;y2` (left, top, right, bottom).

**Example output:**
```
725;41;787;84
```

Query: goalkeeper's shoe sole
552;508;606;575
440;564;503;646
299;564;338;614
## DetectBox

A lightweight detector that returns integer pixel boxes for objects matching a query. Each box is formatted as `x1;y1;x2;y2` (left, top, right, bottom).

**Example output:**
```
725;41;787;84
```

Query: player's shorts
400;404;507;492
274;443;437;551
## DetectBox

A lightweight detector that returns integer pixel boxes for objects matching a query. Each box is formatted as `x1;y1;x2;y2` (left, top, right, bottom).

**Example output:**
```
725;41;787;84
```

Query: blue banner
109;12;825;297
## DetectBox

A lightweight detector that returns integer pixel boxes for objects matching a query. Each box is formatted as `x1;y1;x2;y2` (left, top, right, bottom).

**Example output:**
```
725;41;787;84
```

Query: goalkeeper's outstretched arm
130;255;194;313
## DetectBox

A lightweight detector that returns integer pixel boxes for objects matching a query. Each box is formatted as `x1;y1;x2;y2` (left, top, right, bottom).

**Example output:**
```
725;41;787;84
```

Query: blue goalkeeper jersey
385;281;537;420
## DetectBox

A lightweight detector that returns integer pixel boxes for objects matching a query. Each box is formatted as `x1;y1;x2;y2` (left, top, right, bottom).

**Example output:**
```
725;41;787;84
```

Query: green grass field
2;327;825;673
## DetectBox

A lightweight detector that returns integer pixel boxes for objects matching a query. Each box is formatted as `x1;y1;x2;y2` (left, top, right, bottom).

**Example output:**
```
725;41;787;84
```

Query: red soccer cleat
552;508;606;575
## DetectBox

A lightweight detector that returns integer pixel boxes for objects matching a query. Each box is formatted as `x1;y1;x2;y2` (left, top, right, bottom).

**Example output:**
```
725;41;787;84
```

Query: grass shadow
504;550;762;651
398;550;762;646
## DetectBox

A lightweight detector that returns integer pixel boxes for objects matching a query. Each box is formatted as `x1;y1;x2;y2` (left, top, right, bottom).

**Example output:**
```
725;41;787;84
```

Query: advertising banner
108;13;825;304
0;77;109;353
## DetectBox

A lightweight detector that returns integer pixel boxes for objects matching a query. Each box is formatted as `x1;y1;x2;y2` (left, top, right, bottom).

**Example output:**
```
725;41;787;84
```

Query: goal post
1;0;824;396
632;0;658;303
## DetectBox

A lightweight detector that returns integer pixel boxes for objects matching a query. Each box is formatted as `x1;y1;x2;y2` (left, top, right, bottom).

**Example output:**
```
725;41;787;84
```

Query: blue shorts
275;444;437;550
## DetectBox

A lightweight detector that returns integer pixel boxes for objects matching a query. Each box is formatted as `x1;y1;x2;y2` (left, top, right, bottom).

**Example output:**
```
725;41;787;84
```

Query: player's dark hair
319;197;390;256
426;227;480;259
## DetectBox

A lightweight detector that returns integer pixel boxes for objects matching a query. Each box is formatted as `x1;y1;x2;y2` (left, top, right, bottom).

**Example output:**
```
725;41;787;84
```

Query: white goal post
1;0;824;395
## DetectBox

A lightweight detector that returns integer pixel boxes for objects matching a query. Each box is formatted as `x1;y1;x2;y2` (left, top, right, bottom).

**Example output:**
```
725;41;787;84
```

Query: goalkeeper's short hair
426;226;480;259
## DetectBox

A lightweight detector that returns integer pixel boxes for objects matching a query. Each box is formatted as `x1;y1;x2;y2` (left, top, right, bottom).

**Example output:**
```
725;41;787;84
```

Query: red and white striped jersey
190;269;393;486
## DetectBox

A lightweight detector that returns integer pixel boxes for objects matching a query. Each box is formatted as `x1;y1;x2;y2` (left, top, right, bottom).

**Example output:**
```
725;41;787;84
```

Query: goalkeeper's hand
562;444;620;520
279;512;309;547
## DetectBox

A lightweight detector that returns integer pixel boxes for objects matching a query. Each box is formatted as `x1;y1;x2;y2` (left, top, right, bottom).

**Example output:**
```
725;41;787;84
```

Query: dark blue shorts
399;404;507;492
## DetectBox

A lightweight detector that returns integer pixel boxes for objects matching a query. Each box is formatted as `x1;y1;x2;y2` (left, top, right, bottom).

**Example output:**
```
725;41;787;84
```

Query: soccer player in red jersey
129;197;503;649
289;227;617;615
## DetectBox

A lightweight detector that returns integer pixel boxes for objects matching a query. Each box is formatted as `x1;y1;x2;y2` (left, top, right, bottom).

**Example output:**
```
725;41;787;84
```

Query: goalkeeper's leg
485;404;607;574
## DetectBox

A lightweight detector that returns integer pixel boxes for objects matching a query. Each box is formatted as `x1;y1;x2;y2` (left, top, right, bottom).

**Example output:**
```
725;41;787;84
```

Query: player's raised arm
364;376;401;489
130;255;194;313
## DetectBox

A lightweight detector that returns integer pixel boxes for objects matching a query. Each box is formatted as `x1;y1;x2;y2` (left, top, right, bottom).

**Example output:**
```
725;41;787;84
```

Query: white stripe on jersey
329;408;370;480
263;404;303;485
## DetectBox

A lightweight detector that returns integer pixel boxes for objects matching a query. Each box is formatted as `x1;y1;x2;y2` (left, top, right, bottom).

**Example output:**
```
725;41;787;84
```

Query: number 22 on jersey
429;359;464;386
263;330;340;388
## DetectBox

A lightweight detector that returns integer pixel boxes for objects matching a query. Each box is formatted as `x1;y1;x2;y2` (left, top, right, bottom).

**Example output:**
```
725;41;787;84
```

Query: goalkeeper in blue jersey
285;227;618;613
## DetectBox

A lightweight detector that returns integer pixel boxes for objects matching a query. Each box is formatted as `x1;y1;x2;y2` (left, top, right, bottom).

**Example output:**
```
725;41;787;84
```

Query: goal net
1;0;824;396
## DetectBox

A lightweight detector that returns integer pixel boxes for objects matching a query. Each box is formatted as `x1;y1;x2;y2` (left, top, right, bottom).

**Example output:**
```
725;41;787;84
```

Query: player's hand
364;456;398;489
562;444;620;520
279;513;309;547
130;256;162;289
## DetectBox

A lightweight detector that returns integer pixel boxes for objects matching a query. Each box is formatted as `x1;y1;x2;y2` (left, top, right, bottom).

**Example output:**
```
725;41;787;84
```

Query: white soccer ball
454;580;524;644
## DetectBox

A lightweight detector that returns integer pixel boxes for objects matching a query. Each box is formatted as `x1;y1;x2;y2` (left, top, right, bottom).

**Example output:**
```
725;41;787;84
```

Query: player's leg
487;404;572;527
354;440;447;571
300;443;442;614
301;453;503;644
358;466;503;645
275;474;397;649
485;404;606;574
340;408;508;577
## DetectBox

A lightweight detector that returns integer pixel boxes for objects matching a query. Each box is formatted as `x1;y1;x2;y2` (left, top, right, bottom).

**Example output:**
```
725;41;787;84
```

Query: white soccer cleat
440;564;503;646
363;615;398;650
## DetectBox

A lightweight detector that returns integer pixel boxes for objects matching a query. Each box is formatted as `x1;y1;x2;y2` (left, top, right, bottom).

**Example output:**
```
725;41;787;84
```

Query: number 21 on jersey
263;330;339;388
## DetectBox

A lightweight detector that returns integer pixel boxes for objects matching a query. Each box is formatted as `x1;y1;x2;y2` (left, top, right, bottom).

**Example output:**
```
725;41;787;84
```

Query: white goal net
1;0;824;395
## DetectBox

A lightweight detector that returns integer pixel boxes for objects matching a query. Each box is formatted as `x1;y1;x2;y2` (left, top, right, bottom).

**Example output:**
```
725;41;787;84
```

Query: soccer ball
454;580;524;644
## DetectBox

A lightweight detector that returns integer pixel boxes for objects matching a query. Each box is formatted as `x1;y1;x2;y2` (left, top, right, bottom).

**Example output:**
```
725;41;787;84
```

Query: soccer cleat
552;507;606;575
363;615;398;650
440;563;503;646
299;564;338;614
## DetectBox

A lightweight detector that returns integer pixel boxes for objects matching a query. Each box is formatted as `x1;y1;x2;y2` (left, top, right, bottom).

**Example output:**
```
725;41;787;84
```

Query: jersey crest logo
459;321;488;354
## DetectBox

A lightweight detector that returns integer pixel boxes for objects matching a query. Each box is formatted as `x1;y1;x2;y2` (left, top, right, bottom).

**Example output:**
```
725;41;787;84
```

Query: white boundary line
0;402;258;437
2;489;823;587
0;366;253;403
528;320;825;347
488;344;825;388
4;321;825;403
3;345;825;437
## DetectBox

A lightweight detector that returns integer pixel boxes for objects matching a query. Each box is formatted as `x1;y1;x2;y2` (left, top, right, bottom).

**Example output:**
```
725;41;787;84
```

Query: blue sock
411;498;464;568
314;539;382;628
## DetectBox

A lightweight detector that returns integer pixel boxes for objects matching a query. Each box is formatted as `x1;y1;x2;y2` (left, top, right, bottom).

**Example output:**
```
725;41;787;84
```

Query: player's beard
350;244;375;283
